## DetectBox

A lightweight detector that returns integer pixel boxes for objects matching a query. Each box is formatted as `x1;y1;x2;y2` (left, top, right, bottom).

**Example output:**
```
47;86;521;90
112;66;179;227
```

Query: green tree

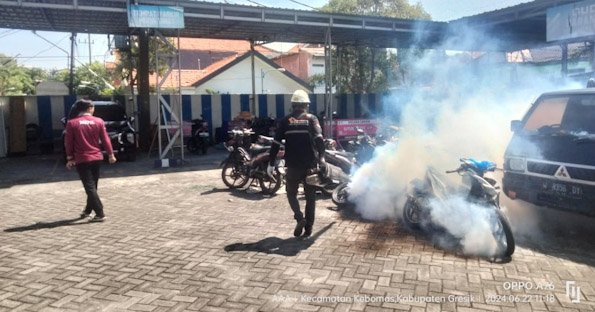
0;54;40;96
23;67;50;95
321;0;430;93
53;61;115;97
114;36;176;91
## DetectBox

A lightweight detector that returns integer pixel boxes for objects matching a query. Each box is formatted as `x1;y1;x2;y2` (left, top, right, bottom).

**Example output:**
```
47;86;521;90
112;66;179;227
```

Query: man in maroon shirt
64;99;117;222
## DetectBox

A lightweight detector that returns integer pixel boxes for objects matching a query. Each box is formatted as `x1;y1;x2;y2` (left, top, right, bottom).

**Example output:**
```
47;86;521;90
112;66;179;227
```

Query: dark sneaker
302;227;312;238
80;212;90;219
89;216;107;222
294;219;306;237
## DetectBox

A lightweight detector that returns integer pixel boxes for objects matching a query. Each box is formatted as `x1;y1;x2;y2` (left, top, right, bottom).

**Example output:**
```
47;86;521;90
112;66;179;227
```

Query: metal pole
88;33;92;64
591;41;595;73
177;31;184;160
324;27;333;139
69;33;77;96
251;40;256;114
561;43;568;77
261;69;264;94
138;30;151;151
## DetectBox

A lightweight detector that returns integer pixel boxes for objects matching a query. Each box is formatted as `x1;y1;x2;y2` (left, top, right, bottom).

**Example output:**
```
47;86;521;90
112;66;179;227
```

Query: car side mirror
510;120;522;132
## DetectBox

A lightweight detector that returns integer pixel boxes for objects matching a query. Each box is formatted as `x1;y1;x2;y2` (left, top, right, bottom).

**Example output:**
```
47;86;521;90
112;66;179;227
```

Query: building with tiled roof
146;38;279;93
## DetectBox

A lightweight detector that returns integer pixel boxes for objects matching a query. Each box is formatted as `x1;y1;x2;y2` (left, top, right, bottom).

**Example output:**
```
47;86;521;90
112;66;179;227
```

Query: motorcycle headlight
507;157;526;172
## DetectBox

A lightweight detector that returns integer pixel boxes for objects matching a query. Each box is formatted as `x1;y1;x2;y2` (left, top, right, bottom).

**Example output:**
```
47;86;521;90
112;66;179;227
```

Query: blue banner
128;5;184;29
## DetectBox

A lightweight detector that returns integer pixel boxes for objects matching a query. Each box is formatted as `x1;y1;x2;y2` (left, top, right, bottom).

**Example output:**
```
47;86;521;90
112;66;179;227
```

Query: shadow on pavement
4;217;91;232
229;186;284;200
0;150;228;189
200;187;233;195
224;222;335;256
505;200;595;267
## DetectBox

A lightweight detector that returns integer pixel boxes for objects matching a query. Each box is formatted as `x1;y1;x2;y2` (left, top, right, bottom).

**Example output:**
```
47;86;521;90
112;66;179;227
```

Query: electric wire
0;29;20;39
288;0;321;11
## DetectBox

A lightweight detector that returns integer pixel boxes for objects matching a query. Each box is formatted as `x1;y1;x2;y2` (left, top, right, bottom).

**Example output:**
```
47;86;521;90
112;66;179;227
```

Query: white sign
128;5;184;29
547;0;595;41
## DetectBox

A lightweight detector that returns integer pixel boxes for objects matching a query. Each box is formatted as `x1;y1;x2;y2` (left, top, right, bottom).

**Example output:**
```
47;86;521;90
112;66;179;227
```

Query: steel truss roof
0;0;585;51
0;0;446;48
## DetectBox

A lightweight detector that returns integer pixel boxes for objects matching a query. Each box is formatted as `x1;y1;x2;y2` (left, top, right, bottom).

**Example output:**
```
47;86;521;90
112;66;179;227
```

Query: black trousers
285;167;316;230
76;160;104;217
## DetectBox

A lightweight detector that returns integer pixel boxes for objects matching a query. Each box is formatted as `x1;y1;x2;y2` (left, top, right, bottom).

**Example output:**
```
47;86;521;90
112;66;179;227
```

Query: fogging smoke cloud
428;197;498;257
348;23;582;255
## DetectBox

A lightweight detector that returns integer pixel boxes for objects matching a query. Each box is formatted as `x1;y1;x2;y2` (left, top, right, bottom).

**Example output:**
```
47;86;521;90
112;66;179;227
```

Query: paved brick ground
0;151;594;311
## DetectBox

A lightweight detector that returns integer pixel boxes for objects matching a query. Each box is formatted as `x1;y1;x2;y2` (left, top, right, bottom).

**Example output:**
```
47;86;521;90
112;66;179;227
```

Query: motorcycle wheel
221;162;249;189
320;183;336;196
402;197;423;230
492;209;516;259
331;182;350;206
259;171;283;195
187;138;199;154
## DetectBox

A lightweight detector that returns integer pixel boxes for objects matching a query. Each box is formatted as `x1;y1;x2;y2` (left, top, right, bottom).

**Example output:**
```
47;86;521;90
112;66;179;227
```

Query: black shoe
89;216;107;222
302;227;312;238
294;219;306;237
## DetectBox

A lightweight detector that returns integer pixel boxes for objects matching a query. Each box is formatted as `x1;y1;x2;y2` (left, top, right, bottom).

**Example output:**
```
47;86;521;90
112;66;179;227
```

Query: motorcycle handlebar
445;167;463;174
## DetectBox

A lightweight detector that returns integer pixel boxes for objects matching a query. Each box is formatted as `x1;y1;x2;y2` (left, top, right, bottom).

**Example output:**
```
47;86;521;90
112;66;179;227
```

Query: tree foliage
114;35;176;89
0;54;48;96
320;0;431;93
53;61;115;97
323;0;430;19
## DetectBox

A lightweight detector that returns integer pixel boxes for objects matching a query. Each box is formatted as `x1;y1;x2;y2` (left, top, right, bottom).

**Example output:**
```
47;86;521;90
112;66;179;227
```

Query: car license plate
199;132;209;137
548;182;583;199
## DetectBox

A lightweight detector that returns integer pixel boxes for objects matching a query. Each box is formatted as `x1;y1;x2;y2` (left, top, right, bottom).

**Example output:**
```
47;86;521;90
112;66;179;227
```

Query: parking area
0;151;594;312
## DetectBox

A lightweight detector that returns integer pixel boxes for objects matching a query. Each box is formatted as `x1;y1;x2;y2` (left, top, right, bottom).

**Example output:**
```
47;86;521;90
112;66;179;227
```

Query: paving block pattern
0;153;594;311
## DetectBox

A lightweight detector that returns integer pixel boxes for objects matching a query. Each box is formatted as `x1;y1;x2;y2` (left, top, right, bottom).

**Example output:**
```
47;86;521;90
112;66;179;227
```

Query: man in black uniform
268;90;326;238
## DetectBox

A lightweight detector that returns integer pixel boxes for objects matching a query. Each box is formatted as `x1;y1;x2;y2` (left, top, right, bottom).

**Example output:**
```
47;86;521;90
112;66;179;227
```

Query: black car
503;89;595;217
62;101;137;161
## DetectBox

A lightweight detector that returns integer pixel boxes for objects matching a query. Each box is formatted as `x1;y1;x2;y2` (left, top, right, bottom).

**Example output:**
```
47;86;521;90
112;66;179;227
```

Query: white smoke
428;197;499;257
347;23;583;256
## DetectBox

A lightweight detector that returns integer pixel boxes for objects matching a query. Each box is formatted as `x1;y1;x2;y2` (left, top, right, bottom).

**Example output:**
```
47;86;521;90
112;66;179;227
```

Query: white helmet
291;89;310;104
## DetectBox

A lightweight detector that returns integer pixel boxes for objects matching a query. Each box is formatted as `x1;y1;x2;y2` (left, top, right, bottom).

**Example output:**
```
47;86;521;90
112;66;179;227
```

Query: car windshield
93;105;127;122
523;94;595;135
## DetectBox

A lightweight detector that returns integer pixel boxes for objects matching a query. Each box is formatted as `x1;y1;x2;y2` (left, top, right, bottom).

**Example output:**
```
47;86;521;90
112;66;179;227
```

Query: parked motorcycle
187;117;210;155
329;128;381;206
220;129;285;195
402;158;515;260
304;161;350;195
343;128;376;164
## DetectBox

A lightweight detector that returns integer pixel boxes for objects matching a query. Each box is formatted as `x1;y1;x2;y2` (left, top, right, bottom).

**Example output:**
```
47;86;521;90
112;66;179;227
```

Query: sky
0;0;530;70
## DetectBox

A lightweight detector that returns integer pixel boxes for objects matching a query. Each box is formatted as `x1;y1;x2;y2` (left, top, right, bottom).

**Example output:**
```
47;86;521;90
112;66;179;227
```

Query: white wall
310;55;327;94
195;57;306;94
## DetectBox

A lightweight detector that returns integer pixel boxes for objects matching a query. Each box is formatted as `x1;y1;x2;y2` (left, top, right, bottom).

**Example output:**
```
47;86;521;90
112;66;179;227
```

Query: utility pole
88;33;92;64
138;30;151;151
78;33;94;64
250;40;256;115
69;32;77;96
